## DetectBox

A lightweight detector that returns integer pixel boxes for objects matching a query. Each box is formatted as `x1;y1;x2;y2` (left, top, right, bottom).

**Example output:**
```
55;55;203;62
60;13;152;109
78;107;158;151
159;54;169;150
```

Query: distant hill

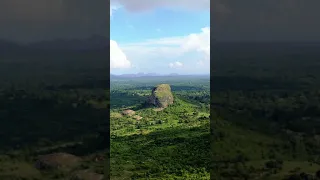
28;35;109;50
0;39;27;54
0;35;108;54
168;73;179;76
110;73;157;78
110;73;209;79
214;41;320;56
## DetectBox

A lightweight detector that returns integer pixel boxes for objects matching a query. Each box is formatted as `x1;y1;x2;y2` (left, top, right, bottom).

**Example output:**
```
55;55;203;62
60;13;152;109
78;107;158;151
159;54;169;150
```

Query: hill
148;84;174;108
110;76;210;179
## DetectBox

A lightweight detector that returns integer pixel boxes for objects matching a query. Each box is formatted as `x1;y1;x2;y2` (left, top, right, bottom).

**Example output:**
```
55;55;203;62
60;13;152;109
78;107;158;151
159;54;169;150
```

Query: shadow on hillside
130;102;154;111
110;125;210;178
110;92;147;109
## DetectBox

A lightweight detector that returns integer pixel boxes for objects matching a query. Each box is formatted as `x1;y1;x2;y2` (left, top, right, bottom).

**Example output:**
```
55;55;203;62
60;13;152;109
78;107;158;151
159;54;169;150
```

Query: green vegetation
212;43;320;179
110;76;210;179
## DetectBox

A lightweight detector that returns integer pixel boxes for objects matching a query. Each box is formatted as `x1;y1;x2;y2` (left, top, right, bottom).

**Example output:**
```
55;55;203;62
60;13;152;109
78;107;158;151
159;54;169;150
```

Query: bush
265;160;283;170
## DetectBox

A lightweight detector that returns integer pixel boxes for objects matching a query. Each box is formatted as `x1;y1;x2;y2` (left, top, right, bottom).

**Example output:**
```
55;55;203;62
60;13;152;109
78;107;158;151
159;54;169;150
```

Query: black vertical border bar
210;7;213;180
105;0;111;179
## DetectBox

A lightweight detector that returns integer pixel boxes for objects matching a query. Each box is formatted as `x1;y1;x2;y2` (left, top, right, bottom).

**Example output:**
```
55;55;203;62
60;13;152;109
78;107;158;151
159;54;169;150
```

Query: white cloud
111;27;210;74
120;27;210;63
110;40;131;69
169;61;183;68
110;0;209;12
182;27;210;60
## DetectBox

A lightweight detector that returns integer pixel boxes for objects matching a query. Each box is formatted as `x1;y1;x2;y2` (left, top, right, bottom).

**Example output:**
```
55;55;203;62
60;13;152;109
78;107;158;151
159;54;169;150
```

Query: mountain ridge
0;35;109;52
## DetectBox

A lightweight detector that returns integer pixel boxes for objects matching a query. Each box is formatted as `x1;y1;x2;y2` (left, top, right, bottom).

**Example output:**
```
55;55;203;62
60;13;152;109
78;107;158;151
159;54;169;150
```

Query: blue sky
110;0;210;75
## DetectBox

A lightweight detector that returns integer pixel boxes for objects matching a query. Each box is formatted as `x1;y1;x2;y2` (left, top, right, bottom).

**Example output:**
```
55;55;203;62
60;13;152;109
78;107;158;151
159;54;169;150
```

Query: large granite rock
148;84;174;108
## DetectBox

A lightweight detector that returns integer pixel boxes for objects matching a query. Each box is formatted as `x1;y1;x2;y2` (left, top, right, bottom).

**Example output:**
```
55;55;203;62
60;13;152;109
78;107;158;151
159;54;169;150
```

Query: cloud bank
110;27;210;73
110;40;131;70
110;0;209;12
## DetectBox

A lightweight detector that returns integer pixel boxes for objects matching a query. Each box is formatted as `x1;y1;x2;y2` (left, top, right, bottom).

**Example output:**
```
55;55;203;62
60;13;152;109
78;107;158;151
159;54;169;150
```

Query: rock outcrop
133;115;143;120
148;84;174;108
35;153;81;170
121;109;135;116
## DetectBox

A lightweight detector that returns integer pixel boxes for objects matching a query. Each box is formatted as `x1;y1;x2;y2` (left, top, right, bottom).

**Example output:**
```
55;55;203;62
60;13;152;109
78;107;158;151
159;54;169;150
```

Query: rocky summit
148;84;174;108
